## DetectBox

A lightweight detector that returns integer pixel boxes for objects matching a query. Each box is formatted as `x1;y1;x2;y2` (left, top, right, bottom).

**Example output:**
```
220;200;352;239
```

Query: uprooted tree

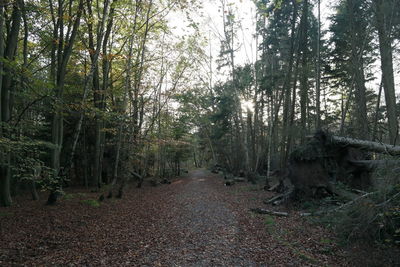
286;130;400;199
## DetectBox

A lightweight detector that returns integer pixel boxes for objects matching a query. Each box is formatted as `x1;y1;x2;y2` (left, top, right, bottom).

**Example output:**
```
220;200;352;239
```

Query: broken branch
250;208;288;217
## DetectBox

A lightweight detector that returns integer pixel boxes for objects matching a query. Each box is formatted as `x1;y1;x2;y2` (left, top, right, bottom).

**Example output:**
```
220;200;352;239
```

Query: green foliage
301;200;317;210
63;194;76;200
264;215;275;226
263;215;276;234
233;64;254;97
326;184;400;246
0;211;14;217
0;127;58;194
13;158;54;190
63;193;87;200
320;237;334;245
81;199;101;207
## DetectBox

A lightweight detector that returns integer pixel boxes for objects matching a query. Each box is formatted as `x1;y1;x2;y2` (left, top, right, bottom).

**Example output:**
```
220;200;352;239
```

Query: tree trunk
372;78;383;141
0;1;22;207
31;165;41;201
373;0;398;145
285;47;301;163
280;0;298;167
110;0;141;197
331;135;400;156
299;0;309;144
315;0;321;129
347;0;369;140
0;0;6;206
47;0;84;205
66;0;111;188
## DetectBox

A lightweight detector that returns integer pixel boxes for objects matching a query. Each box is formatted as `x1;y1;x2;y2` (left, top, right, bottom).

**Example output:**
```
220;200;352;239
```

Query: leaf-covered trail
1;170;353;266
150;170;255;266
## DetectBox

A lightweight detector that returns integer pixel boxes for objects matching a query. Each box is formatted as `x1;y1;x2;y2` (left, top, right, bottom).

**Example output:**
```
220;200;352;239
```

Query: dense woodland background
0;0;399;211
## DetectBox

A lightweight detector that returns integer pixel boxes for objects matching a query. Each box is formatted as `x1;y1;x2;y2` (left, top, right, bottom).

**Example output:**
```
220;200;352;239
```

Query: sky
202;0;257;75
167;0;257;76
196;0;335;82
168;0;399;98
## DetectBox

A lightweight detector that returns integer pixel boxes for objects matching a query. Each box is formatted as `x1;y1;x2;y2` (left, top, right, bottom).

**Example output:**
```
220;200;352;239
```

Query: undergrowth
81;199;101;207
324;166;400;246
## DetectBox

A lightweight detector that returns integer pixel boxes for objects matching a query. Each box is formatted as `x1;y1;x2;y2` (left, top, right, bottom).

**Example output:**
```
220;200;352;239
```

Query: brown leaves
0;170;390;266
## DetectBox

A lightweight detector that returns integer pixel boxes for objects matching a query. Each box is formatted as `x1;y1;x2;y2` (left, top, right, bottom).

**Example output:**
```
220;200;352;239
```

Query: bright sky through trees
169;0;399;98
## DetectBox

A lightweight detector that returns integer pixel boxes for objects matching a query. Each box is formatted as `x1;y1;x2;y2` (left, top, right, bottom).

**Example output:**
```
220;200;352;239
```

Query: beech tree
0;0;23;206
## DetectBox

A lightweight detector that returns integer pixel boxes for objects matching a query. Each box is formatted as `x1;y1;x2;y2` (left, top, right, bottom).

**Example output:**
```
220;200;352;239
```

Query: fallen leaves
1;170;397;266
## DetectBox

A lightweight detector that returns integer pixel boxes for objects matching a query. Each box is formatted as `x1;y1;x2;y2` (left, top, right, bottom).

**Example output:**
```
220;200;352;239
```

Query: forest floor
1;169;399;266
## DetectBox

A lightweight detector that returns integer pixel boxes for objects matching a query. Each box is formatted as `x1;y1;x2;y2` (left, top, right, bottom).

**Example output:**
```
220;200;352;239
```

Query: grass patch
0;211;14;217
320;238;334;245
264;215;275;226
63;193;75;200
64;192;88;200
264;215;276;234
296;251;319;265
81;199;100;207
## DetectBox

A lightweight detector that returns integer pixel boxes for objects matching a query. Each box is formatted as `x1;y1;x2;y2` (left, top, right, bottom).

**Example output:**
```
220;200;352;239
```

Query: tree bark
66;0;111;188
48;0;84;205
373;0;398;145
0;0;23;207
299;0;309;144
315;0;321;129
349;160;400;170
347;0;369;139
110;0;141;196
331;135;400;156
372;78;383;141
280;0;298;167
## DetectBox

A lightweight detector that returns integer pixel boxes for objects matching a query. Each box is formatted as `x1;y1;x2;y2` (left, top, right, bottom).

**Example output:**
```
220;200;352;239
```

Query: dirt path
1;169;352;266
147;170;256;266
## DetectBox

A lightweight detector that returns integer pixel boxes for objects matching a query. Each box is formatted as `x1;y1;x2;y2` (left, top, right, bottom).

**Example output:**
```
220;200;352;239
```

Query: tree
47;0;85;204
329;0;374;139
0;0;23;206
373;0;398;145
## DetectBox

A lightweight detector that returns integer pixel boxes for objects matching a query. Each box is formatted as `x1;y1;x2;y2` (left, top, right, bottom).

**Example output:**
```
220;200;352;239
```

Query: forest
0;0;400;265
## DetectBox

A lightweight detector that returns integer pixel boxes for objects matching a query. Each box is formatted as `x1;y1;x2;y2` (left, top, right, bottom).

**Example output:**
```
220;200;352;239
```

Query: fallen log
269;179;287;193
331;136;400;156
264;190;293;205
267;182;280;192
250;208;288;217
349;160;400;170
130;171;142;179
234;177;246;182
